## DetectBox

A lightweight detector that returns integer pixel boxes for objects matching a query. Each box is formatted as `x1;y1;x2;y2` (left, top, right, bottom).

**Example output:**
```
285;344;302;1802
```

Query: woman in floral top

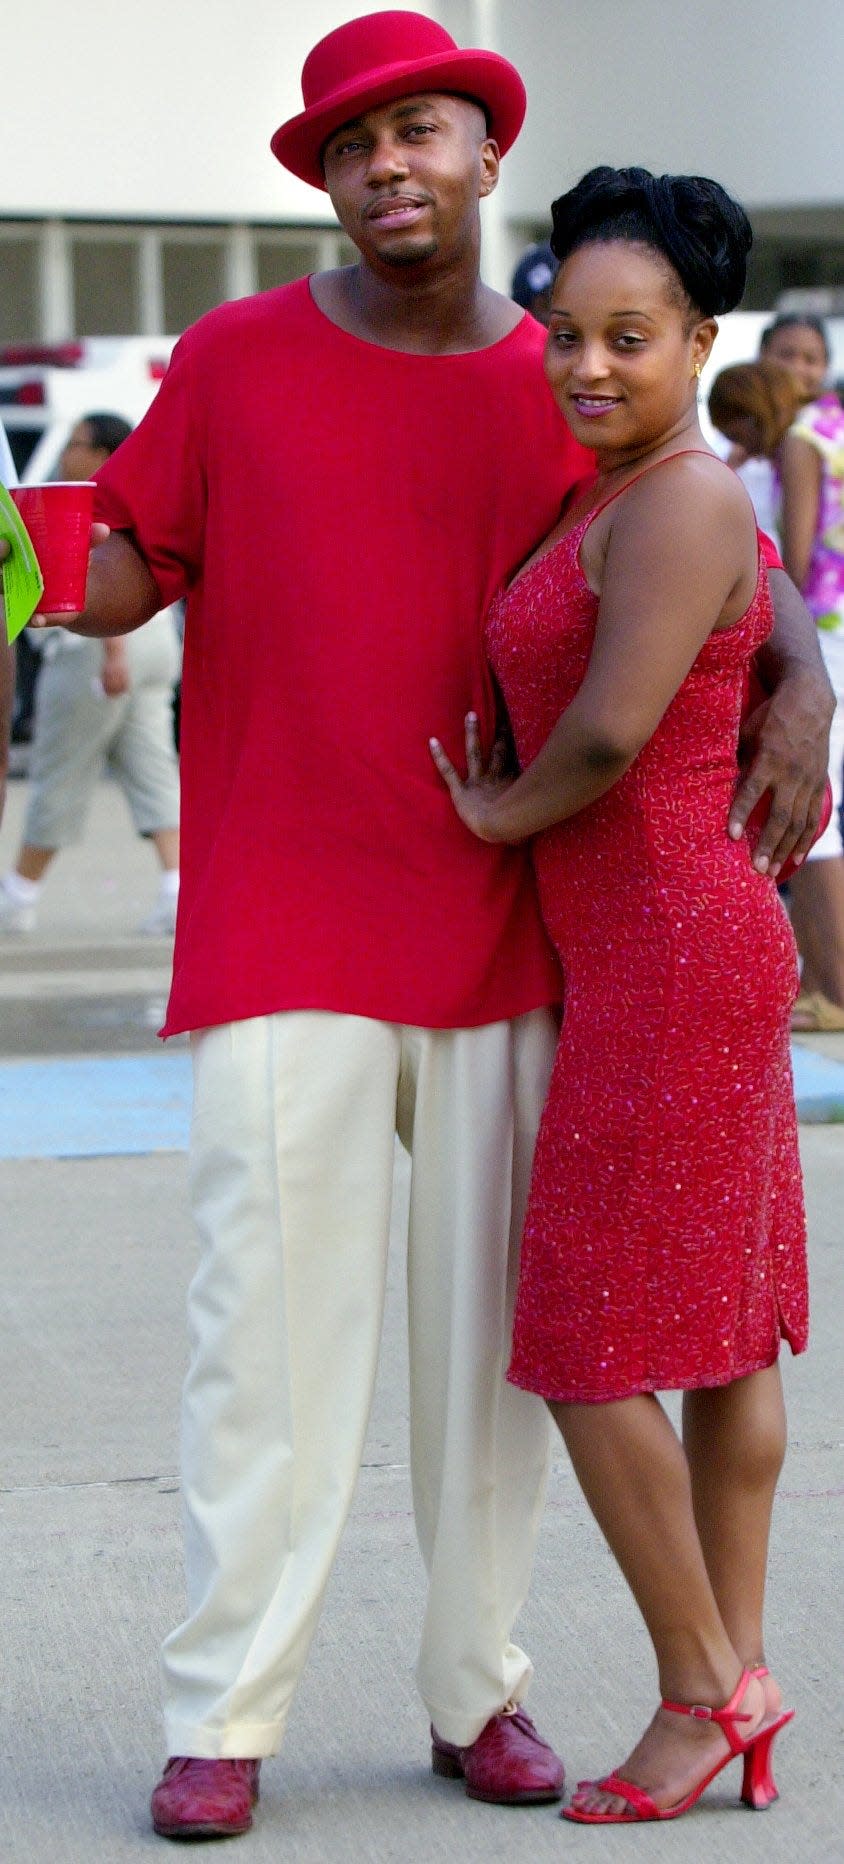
765;316;844;1029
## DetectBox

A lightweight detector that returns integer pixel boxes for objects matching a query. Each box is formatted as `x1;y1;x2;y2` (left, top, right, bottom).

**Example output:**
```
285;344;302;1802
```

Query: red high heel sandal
746;1667;789;1807
562;1667;794;1825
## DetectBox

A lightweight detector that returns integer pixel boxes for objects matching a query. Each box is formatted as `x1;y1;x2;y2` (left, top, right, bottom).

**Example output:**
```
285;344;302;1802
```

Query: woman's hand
101;636;131;697
429;712;515;842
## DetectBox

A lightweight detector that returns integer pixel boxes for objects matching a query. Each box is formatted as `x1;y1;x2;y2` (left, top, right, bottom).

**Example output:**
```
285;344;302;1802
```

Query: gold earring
693;361;703;380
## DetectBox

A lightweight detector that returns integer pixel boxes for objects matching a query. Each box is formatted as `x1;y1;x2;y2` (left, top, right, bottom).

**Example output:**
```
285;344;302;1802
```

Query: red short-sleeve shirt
94;282;591;1035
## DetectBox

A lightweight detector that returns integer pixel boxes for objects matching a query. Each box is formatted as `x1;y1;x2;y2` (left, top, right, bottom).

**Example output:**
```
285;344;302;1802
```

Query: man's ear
479;139;501;200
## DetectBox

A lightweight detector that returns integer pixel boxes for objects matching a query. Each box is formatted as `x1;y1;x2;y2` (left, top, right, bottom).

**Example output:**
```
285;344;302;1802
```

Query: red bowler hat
271;9;527;190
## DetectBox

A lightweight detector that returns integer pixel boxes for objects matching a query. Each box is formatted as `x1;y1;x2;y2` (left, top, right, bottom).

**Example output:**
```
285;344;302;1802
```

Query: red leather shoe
431;1704;565;1804
151;1757;261;1839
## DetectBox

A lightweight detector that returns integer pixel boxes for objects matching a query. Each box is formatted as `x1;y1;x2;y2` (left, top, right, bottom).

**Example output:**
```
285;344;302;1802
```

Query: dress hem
506;1336;808;1406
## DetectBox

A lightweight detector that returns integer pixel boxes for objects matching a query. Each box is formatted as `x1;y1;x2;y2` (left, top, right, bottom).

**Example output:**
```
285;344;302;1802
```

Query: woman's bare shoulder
614;449;755;541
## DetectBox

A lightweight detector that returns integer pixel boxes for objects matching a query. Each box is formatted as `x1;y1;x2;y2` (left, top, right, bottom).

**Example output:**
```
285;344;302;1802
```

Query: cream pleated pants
162;1007;557;1759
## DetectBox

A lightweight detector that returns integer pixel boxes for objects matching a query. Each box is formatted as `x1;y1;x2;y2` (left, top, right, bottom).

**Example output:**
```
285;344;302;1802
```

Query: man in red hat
32;10;832;1841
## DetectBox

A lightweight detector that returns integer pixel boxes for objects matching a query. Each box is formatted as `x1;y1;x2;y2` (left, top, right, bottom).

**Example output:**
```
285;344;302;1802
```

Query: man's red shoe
431;1705;565;1804
151;1757;261;1839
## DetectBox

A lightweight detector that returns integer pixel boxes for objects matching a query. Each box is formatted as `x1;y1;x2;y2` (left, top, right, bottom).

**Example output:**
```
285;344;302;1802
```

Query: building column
139;230;164;334
226;225;256;303
39;220;73;340
439;0;519;295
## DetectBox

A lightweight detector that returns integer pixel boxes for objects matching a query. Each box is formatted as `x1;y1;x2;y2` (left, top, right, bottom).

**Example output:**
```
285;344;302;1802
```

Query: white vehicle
0;336;177;483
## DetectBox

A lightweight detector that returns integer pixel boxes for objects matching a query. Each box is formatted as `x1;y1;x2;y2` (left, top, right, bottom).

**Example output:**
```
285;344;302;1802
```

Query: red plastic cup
10;481;95;613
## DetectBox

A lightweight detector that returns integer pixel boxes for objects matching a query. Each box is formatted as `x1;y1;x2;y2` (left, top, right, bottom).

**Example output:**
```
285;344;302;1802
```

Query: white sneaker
137;893;178;937
0;876;37;933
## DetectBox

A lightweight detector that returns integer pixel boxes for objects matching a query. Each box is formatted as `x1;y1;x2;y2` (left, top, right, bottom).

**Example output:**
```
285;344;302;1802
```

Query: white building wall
3;0;842;226
1;1;446;224
493;0;844;222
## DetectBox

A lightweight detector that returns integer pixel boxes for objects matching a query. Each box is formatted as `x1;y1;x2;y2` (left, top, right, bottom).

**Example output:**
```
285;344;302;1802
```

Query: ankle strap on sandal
661;1668;755;1740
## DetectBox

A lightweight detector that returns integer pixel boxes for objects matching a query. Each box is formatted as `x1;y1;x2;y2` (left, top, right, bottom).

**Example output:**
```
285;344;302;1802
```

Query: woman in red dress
430;167;808;1826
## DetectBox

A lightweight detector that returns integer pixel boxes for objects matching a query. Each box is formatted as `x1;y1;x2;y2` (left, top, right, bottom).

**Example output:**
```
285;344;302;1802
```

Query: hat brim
271;49;526;190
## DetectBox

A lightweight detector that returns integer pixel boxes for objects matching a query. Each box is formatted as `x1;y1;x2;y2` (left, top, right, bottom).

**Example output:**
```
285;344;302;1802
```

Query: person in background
0;410;43;748
0;623;10;828
0;418;16;823
760;312;830;407
0;630;9;827
764;317;844;1029
510;242;557;326
10;625;42;746
0;414;181;937
0;419;14;489
708;358;801;545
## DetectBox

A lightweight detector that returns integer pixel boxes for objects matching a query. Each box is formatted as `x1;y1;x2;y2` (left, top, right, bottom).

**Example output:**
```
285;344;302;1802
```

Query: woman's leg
683;1362;787;1712
789;856;844;1010
12;646;112;885
110;631;181;929
790;667;844;1014
550;1392;764;1816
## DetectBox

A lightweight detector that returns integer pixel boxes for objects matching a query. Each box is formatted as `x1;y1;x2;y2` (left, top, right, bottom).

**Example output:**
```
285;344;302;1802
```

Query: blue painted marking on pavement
790;1043;844;1124
0;1043;842;1163
0;1053;192;1160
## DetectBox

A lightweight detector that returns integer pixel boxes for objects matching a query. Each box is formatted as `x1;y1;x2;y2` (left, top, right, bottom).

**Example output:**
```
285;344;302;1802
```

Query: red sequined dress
487;473;809;1403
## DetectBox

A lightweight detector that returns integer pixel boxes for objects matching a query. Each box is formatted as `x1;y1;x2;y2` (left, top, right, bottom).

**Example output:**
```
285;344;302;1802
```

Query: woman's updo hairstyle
549;166;752;318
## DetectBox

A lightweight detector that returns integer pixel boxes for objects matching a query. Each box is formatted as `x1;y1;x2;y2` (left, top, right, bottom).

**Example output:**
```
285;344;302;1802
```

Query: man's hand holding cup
11;481;110;629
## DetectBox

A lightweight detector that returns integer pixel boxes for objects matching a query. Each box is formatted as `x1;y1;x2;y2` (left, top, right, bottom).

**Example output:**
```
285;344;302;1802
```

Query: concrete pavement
1;777;842;1861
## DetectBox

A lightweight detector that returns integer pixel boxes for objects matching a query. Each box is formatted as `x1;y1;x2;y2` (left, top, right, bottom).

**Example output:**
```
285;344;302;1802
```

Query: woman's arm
101;635;132;694
433;458;753;844
778;431;822;590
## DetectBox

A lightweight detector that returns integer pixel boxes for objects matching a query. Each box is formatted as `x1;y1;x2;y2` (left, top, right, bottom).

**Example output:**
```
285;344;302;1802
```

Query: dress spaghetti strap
507;450;734;597
584;448;723;526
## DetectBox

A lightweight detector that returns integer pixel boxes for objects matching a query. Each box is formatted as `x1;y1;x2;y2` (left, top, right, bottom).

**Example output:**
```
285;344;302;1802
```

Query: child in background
708;358;801;545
